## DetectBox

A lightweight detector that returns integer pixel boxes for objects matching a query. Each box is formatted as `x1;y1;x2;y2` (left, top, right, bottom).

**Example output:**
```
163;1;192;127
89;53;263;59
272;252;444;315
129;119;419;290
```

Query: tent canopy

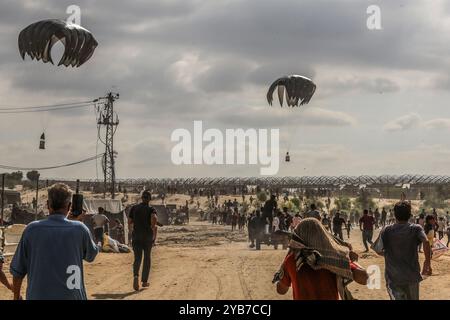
83;199;123;214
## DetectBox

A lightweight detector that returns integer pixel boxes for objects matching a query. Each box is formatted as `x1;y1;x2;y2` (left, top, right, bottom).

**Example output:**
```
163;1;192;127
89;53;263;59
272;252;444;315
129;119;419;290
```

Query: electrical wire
0;154;104;171
0;100;95;110
0;103;93;114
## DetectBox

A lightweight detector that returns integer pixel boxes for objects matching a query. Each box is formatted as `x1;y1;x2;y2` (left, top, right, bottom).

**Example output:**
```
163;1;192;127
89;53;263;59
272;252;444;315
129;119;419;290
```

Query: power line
0;103;94;114
0;154;104;171
0;100;95;111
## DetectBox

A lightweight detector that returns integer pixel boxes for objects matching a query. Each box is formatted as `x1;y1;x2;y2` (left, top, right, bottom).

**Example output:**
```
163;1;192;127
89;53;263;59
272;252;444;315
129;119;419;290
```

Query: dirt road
1;221;449;300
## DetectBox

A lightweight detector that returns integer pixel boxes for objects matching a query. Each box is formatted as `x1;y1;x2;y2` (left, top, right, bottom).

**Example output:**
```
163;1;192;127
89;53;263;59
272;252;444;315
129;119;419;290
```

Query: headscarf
273;218;354;299
289;218;353;280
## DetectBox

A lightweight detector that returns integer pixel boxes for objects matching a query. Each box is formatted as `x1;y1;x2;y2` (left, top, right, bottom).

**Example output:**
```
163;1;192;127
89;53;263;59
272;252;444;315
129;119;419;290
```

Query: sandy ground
1;219;450;300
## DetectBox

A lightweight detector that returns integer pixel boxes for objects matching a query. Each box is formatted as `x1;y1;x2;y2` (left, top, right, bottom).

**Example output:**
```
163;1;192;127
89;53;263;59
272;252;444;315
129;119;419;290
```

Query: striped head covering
273;218;355;300
288;218;353;280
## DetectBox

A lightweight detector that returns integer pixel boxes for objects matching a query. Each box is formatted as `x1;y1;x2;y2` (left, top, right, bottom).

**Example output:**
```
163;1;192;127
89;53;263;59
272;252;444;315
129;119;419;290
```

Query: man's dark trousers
133;240;152;283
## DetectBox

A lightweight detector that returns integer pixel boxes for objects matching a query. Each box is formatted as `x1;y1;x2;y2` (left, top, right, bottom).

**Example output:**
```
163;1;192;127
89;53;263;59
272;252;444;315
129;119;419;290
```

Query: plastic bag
432;239;449;260
371;230;384;255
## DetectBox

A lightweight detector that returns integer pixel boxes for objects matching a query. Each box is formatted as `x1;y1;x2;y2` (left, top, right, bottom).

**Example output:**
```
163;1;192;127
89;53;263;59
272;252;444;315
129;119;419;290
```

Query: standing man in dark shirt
332;212;346;240
359;209;375;252
262;195;277;228
128;191;158;291
375;200;431;300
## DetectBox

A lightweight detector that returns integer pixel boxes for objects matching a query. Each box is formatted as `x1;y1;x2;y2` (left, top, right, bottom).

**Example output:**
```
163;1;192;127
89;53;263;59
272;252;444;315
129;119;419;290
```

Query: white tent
83;199;128;245
83;199;123;214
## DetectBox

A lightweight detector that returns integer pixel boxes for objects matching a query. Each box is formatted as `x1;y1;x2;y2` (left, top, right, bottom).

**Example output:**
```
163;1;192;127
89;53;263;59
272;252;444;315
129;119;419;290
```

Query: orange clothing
280;252;339;300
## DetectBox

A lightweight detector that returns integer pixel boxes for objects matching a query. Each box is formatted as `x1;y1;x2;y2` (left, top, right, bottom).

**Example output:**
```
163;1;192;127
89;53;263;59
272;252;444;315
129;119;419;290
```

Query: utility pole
35;173;40;221
1;174;4;227
96;92;119;199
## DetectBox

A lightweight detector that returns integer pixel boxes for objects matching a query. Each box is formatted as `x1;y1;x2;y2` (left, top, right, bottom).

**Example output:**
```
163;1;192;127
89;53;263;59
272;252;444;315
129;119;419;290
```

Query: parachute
18;19;98;67
267;75;316;107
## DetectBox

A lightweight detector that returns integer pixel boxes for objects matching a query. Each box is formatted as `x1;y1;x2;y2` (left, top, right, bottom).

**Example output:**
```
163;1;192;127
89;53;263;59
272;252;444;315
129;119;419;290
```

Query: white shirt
273;216;280;232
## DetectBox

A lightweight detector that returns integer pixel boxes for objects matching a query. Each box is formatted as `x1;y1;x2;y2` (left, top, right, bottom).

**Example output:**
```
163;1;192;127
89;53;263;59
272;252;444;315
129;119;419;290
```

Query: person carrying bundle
273;218;368;300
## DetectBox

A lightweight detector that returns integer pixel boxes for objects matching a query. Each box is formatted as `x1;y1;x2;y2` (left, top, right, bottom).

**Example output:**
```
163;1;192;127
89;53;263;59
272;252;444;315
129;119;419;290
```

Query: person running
262;195;277;228
128;191;158;291
231;211;238;231
374;208;381;229
233;198;239;210
273;218;368;300
437;217;445;240
381;208;387;227
359;209;375;252
282;207;292;230
388;209;394;225
322;214;331;232
239;214;246;231
0;251;13;295
10;184;98;300
211;208;218;225
253;210;266;250
423;215;436;272
346;220;352;239
92;207;110;247
446;224;450;247
416;213;425;252
374;200;431;300
332;212;346;240
248;212;256;248
305;203;321;221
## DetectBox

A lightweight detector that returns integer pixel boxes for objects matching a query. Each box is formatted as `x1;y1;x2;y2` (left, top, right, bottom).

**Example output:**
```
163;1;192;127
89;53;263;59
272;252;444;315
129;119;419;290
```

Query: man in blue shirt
10;183;98;300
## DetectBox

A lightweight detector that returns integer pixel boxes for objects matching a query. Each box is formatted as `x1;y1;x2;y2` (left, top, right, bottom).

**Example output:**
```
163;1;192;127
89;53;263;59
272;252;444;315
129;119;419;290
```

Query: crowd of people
266;195;449;301
1;189;449;301
203;193;448;301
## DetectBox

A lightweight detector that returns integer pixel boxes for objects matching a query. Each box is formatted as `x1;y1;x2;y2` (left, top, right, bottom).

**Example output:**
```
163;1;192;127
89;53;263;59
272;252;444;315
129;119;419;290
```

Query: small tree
26;170;40;182
334;196;352;211
257;191;267;203
423;196;446;210
7;171;23;181
4;171;23;189
303;198;325;211
290;197;301;210
353;189;376;211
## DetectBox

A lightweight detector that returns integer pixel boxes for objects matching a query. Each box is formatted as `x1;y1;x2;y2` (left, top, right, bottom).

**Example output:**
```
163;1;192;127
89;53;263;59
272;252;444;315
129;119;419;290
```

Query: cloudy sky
1;0;450;179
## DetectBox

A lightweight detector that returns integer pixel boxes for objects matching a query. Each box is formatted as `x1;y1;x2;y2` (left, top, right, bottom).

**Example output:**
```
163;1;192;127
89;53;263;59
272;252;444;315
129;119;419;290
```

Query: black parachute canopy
267;75;316;107
18;19;98;67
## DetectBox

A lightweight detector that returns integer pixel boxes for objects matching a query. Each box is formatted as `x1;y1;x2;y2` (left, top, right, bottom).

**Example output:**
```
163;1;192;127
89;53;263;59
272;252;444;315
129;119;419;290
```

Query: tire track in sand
237;255;252;299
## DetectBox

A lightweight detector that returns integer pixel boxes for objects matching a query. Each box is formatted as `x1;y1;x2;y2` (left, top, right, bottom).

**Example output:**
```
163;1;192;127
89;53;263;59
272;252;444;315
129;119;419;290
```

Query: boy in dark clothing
346;220;352;239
